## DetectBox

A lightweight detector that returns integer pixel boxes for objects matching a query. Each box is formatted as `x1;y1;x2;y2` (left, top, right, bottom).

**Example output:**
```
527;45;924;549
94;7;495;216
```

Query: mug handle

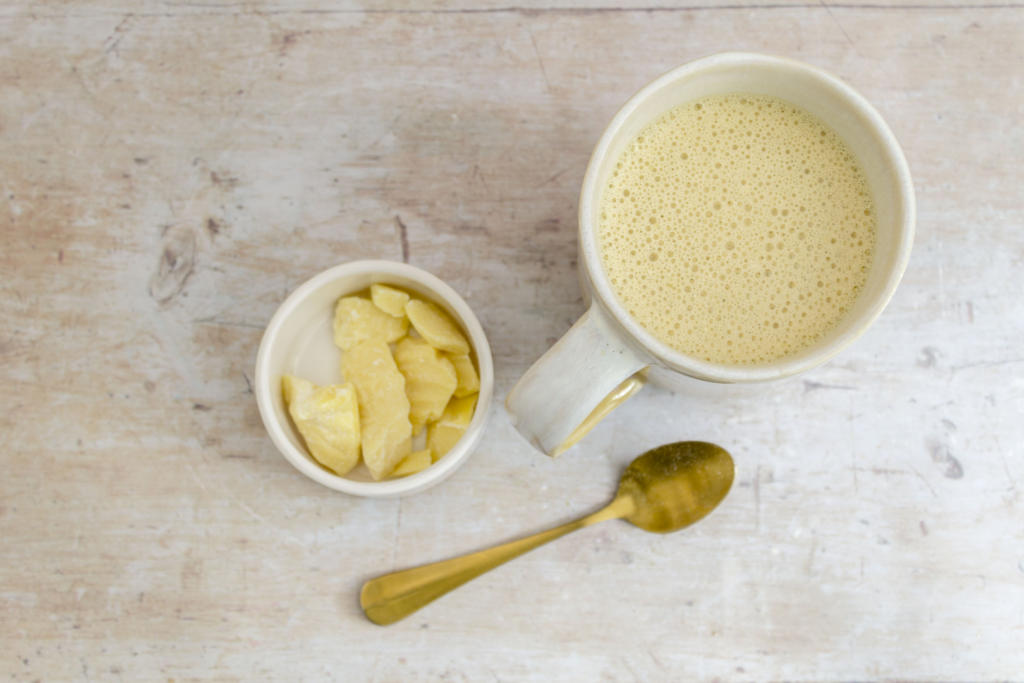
505;304;649;456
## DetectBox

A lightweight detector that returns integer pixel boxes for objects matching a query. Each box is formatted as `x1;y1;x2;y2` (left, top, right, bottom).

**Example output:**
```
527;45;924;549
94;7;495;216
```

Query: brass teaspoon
360;441;735;625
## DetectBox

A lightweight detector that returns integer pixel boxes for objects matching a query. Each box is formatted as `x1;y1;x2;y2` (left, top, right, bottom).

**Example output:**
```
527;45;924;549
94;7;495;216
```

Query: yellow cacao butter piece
447;354;480;398
281;375;361;477
370;284;411;318
333;296;408;351
391;449;433;477
341;338;413;480
404;299;470;355
427;392;478;462
395;337;458;436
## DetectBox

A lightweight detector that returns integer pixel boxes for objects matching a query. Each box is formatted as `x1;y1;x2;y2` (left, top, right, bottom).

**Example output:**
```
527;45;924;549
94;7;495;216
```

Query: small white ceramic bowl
254;260;493;498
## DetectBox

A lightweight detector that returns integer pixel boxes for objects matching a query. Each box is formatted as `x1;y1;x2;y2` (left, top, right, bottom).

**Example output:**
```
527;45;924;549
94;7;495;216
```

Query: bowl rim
254;259;494;498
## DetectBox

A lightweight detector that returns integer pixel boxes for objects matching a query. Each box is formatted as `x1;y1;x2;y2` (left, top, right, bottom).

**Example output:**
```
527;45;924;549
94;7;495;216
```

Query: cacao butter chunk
447;354;480;398
404;299;470;355
333;296;408;351
282;373;315;406
341;338;413;480
395;337;458;436
281;375;361;477
370;284;411;318
391;449;432;477
427;393;478;462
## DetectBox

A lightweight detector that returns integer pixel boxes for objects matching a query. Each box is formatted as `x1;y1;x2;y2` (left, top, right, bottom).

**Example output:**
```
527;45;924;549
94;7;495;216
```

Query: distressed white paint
0;2;1022;681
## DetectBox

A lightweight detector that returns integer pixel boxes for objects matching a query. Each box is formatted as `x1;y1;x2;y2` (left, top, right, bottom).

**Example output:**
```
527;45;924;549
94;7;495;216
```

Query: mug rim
578;51;915;383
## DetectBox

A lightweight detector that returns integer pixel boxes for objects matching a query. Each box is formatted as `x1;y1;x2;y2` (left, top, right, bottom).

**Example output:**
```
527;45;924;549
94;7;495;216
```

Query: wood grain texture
6;1;1024;16
1;3;1022;682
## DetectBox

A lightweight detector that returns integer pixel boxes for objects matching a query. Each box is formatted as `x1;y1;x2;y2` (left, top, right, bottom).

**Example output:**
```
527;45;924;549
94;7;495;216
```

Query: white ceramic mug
506;52;915;457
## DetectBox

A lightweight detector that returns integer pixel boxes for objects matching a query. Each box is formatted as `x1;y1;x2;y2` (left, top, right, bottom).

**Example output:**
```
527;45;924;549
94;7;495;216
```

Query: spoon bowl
361;441;735;625
619;441;735;533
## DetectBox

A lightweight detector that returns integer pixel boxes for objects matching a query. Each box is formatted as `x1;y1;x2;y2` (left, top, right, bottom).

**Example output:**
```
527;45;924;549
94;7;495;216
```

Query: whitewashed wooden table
2;1;1022;680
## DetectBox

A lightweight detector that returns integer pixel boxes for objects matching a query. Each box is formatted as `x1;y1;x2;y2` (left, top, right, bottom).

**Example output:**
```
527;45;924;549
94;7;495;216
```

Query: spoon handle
360;495;634;625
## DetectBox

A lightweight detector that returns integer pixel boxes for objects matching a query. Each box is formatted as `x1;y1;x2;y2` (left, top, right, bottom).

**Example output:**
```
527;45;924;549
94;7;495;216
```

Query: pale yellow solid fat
333;296;409;351
447;354;480;398
597;92;877;365
341;338;413;480
405;299;470;355
391;449;433;477
371;284;410;318
394;337;458;436
282;373;315;407
281;375;361;477
427;392;478;462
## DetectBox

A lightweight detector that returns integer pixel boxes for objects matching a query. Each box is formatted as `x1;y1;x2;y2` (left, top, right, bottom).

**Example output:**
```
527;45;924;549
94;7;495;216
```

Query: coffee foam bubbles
598;93;877;365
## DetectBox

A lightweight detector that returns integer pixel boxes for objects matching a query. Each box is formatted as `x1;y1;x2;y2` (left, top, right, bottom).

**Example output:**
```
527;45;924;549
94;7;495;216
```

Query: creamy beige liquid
598;93;876;365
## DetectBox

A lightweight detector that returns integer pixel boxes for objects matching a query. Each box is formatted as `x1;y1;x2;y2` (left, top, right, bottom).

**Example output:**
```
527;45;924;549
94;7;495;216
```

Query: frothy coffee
598;93;876;365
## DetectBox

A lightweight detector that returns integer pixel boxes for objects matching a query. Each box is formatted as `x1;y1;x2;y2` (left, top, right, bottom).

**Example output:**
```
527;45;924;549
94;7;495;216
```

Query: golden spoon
360;441;735;625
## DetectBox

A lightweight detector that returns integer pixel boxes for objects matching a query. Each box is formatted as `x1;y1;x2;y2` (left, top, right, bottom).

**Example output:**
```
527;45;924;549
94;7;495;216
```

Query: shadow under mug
505;52;915;457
